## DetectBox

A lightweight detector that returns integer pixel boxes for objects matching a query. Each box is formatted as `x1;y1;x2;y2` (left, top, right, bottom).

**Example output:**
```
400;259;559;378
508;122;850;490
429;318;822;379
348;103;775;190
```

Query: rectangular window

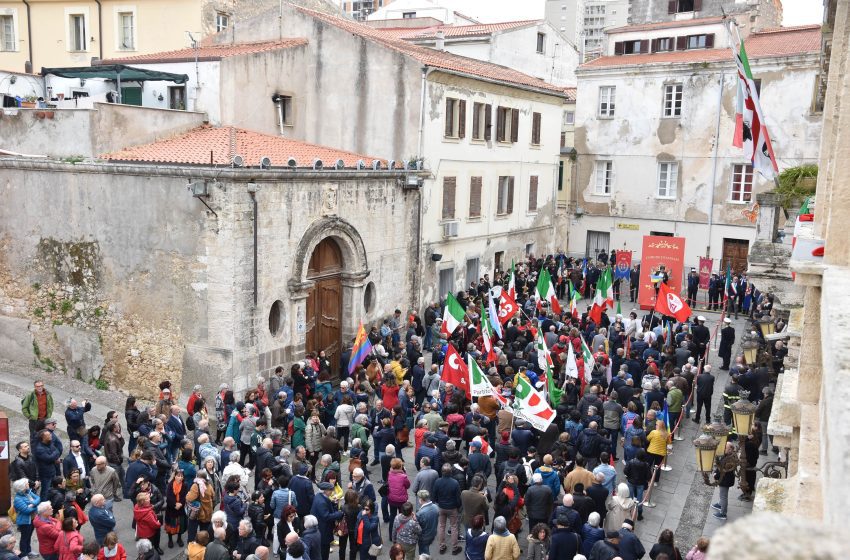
653;37;673;52
444;98;466;139
403;11;416;18
663;84;683;117
598;86;615;117
277;95;293;126
657;162;678;198
730;164;754;202
686;33;714;49
536;32;545;54
118;12;135;50
494;251;504;273
496;106;519;143
565;111;575;125
531;112;542;145
465;258;480;288
0;15;15;52
528;176;539;212
215;12;229;32
668;0;701;13
595;160;612;195
497;176;515;215
69;14;86;51
469;176;482;218
442;176;457;219
438;268;455;302
471;102;490;140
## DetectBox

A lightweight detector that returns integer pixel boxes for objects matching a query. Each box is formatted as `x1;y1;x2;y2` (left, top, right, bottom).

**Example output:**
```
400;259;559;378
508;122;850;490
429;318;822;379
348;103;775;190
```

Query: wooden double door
305;238;343;377
721;238;750;275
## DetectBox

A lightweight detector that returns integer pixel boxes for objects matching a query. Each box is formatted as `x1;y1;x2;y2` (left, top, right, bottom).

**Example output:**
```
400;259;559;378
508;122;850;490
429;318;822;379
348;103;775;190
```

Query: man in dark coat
691;316;711;361
33;429;61;500
585;473;609;523
309;482;343;560
290;464;316;519
686;267;700;308
617;519;645;560
234;519;262;559
694;365;716;424
524;474;554;532
549;515;581;559
629;264;640;302
718;318;735;370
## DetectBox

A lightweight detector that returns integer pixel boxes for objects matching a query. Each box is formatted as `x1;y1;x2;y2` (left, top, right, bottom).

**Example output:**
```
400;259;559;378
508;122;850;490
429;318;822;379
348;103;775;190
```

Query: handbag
507;512;522;534
378;484;389;497
368;544;383;557
186;500;201;520
335;516;348;537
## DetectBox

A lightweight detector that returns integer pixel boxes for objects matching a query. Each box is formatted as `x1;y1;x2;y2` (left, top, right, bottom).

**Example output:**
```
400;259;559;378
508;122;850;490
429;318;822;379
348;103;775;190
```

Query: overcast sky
447;0;823;26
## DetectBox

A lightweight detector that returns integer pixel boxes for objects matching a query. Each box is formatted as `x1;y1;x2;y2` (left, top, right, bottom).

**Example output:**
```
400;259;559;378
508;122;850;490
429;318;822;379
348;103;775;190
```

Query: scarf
172;479;183;499
194;477;207;498
356;518;365;545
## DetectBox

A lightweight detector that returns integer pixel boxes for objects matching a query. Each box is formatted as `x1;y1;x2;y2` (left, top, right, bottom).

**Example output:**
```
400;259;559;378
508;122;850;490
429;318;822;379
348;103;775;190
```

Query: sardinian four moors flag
513;375;555;431
730;22;778;180
536;268;562;313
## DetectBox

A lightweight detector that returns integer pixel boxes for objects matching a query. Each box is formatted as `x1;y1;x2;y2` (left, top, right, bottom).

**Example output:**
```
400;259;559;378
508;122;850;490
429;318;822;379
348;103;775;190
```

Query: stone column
795;285;822;404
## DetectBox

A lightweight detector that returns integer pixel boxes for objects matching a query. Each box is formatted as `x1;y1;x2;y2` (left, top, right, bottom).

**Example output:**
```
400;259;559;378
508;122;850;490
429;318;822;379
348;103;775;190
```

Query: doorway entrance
721;238;750;275
585;230;610;258
306;238;343;377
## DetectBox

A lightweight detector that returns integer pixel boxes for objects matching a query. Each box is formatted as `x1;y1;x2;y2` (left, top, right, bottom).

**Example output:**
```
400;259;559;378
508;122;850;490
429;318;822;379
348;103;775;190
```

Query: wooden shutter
506;177;515;214
528;176;538;211
445;99;453;137
458;100;466;139
532;112;541;145
442;177;456;219
693;0;702;10
705;33;714;48
469;176;482;217
511;109;519;143
484;104;492;140
676;36;687;50
496;107;505;141
614;41;624;55
472;103;480;139
668;0;678;13
640;39;650;54
650;39;657;52
497;177;505;213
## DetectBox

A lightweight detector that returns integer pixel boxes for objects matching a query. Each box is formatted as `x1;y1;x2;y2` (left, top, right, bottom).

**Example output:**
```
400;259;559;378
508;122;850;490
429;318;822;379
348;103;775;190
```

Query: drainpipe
417;66;430;159
248;185;259;307
94;0;103;61
22;0;33;72
706;71;725;258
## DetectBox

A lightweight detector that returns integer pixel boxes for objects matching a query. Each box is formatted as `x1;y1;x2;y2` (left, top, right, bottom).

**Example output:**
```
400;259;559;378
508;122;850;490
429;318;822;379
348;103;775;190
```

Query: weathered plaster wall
629;0;781;30
570;56;821;266
0;103;206;158
0;160;418;398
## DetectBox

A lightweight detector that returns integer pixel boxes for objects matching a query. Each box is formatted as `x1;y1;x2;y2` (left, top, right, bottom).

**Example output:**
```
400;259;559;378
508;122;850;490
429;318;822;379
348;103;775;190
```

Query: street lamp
758;317;776;337
702;415;730;456
742;340;760;364
731;390;757;436
693;433;720;474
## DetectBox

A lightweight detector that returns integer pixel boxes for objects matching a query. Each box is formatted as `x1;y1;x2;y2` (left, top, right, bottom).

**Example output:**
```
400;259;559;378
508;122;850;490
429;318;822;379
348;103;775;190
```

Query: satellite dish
334;159;345;170
287;157;297;168
231;155;244;168
259;156;272;169
313;159;323;170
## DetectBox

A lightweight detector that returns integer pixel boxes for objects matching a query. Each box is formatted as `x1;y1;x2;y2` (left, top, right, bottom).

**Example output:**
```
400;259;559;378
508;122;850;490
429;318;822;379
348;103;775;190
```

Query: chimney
435;30;445;51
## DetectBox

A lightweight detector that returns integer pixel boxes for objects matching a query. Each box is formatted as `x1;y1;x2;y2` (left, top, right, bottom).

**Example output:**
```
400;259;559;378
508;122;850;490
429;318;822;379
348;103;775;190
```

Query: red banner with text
638;235;686;310
698;257;713;290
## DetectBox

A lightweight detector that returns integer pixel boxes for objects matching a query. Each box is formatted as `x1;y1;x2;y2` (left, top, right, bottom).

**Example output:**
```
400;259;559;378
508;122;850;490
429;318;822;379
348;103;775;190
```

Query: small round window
268;300;284;337
363;282;376;313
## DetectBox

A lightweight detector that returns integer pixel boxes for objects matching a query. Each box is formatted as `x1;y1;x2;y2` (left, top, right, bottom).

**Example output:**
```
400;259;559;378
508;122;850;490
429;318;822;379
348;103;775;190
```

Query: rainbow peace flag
347;322;373;374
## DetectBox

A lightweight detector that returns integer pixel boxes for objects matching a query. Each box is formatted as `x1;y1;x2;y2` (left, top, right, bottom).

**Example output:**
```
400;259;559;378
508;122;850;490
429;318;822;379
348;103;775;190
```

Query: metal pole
706;71;725;258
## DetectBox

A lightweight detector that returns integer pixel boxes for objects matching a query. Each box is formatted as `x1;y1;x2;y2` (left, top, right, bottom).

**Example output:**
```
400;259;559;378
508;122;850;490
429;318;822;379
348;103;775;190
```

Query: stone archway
288;217;370;377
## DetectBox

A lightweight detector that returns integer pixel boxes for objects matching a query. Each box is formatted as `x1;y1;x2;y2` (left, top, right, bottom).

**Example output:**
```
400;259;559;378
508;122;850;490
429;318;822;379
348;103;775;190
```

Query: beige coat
604;494;637;532
485;533;521;560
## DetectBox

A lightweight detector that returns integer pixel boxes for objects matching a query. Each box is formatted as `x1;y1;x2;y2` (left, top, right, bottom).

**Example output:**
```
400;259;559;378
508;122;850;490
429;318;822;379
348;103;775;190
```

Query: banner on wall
614;251;632;280
698;257;714;290
637;236;686;310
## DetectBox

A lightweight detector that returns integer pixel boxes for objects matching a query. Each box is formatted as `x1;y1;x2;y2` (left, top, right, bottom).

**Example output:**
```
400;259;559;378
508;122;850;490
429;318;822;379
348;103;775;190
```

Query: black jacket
585;483;609;522
696;373;715;397
624;458;651;487
10;454;38;486
524;484;554;520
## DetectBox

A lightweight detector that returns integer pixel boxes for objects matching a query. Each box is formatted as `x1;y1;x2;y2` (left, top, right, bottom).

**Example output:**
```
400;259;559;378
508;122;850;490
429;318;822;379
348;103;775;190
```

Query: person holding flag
348;323;373;375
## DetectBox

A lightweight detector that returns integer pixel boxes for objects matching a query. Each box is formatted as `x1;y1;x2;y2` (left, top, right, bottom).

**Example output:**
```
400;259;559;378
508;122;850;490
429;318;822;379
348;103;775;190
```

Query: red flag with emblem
497;290;519;325
442;344;471;399
655;282;692;323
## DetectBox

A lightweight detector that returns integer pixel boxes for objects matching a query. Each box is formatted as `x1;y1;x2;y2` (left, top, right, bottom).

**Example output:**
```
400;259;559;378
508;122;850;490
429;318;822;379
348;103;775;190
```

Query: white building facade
545;0;630;61
570;24;822;273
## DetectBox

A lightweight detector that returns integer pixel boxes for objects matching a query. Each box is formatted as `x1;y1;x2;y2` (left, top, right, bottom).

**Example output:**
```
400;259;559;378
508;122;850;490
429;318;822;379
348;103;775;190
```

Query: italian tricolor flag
441;292;465;336
513;375;555;431
568;282;579;320
589;267;612;324
507;260;516;300
480;308;498;364
536;269;561;313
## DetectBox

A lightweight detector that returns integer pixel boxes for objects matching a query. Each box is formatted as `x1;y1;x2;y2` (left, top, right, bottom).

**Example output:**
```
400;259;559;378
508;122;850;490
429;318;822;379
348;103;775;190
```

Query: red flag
497;291;519;324
655;282;692;323
443;344;471;399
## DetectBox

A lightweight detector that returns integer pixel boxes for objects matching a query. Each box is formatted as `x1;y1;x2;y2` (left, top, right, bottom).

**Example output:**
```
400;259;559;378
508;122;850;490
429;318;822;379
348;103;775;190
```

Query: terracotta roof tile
581;26;820;69
102;39;308;64
606;16;725;34
563;87;577;102
100;126;384;167
380;20;539;40
295;6;565;95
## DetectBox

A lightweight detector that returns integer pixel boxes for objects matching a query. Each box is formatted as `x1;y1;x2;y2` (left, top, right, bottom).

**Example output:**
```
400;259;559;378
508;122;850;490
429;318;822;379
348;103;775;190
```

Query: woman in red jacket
55;517;83;560
134;492;163;555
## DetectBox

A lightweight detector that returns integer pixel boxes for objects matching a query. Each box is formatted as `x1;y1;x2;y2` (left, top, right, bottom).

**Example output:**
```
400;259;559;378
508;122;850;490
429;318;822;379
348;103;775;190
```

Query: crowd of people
5;255;784;560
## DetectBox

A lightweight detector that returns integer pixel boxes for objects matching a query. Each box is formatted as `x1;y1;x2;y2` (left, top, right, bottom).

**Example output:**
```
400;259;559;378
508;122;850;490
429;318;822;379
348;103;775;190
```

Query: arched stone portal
288;217;370;378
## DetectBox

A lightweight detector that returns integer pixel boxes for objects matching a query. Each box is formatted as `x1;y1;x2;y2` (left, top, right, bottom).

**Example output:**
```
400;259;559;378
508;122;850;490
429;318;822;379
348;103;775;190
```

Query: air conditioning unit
403;175;422;190
443;221;459;238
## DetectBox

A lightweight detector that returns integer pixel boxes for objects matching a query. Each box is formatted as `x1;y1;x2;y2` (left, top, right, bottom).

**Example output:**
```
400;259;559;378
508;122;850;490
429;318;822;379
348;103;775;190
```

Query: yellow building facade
0;0;229;72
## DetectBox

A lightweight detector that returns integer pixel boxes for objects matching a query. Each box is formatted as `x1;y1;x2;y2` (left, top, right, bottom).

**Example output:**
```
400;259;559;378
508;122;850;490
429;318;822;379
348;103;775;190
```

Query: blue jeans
418;541;431;555
627;482;645;515
423;328;433;352
718;485;729;515
607;427;619;458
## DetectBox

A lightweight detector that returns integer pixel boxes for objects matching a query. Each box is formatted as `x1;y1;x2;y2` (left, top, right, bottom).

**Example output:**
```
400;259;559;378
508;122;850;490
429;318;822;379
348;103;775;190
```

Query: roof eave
426;66;566;99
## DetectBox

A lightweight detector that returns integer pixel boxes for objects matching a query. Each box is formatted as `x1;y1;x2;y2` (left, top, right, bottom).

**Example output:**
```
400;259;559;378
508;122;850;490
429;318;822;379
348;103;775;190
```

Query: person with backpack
391;502;421;560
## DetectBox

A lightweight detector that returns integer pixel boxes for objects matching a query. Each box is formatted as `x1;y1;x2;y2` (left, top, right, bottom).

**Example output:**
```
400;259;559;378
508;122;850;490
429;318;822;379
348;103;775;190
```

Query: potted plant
774;164;818;210
20;95;37;108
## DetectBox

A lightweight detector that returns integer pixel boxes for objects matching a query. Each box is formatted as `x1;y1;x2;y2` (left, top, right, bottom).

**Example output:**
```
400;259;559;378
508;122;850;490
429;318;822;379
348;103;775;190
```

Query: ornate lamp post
742;340;760;365
758;316;776;337
731;390;757;437
702;415;730;456
693;434;720;483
